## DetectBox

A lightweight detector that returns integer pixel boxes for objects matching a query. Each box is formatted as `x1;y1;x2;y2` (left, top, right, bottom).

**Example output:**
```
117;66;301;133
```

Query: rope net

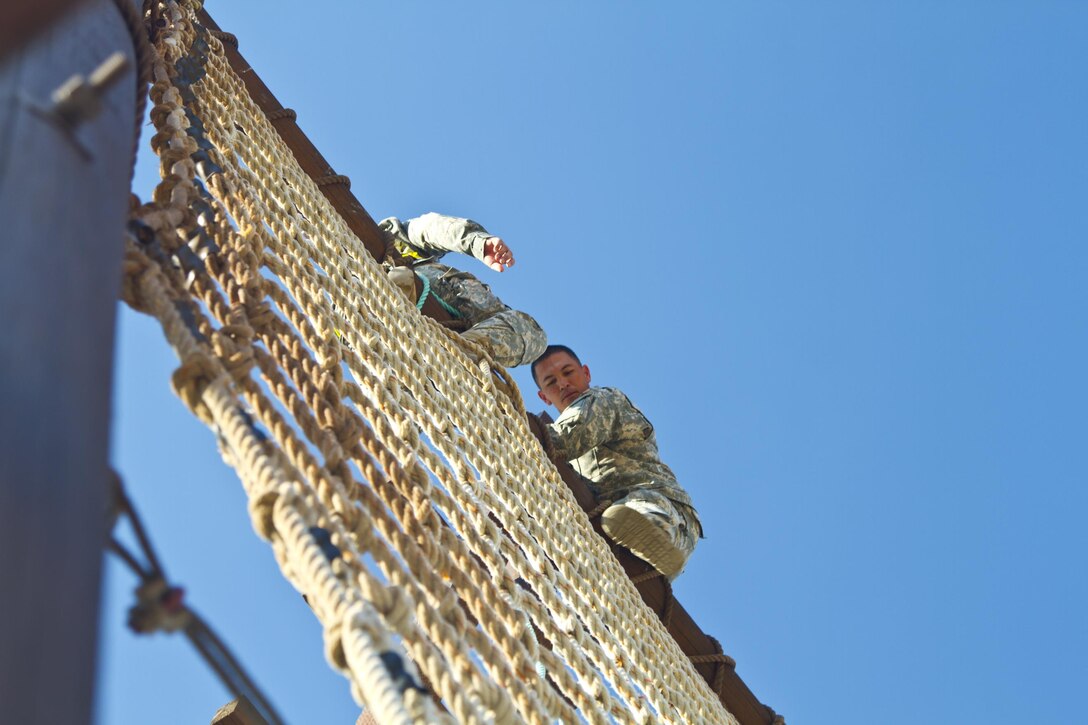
123;2;736;722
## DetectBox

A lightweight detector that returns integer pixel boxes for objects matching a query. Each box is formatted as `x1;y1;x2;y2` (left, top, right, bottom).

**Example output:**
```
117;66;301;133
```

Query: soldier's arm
403;213;489;260
546;389;623;461
406;213;514;272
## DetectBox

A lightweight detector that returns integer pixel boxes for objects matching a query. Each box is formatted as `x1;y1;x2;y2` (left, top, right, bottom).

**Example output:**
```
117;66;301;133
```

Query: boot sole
601;503;686;579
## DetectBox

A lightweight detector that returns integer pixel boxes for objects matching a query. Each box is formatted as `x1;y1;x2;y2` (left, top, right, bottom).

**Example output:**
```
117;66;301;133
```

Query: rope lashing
265;107;297;122
586;499;614;520
315;173;351;190
207;28;238;48
627;566;739;699
108;471;286;725
211;324;257;383
170;351;220;423
689;636;738;697
765;703;786;725
128;577;191;633
629;568;677;627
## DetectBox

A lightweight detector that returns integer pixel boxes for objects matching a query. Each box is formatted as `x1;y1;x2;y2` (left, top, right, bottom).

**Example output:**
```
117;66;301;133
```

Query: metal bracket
25;51;130;160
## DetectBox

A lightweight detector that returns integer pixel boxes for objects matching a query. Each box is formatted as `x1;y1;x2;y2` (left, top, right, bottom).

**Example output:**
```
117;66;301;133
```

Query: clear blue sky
100;2;1088;723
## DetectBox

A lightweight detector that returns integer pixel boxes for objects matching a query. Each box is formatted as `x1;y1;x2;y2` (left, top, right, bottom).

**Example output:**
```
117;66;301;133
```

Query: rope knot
242;295;275;329
319;375;343;409
212;324;256;382
317;356;344;388
412;497;439;539
332;412;361;452
170;351;220;423
120;248;158;313
371;585;412;632
128;578;191;634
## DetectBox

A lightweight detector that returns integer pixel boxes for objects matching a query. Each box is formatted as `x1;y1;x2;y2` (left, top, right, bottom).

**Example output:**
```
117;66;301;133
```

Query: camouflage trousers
600;489;699;580
407;262;547;368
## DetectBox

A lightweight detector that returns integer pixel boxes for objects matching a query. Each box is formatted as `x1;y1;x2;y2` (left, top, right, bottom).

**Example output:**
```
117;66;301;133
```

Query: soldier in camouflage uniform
532;345;702;580
378;212;547;368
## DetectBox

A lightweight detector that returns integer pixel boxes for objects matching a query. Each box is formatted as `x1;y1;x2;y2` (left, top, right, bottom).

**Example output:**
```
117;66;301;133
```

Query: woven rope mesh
123;2;735;722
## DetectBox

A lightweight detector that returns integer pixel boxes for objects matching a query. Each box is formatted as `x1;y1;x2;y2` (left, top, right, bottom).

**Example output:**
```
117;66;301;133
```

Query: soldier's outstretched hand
483;237;515;272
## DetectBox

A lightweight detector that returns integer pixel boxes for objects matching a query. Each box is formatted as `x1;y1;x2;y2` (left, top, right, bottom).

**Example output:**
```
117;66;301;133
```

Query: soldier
378;212;547;368
532;345;702;580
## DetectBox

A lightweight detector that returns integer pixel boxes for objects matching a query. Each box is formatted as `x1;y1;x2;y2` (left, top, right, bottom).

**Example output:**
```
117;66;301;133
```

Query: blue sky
100;2;1088;723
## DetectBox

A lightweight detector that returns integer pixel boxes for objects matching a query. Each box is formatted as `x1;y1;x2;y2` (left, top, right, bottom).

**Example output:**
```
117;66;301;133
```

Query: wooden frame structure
197;10;779;723
0;3;779;722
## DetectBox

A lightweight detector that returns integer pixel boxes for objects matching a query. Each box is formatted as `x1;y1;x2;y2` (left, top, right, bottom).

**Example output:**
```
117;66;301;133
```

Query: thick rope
110;0;153;177
316;173;351;189
207;28;238;48
689;636;738;697
109;471;287;725
265;107;297;122
124;2;740;722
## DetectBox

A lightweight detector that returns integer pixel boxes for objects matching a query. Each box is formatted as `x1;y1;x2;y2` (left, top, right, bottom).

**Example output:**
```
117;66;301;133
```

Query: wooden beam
0;1;140;723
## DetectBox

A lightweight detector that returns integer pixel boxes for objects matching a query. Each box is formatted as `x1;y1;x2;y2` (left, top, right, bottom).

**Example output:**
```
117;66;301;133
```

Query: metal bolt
49;51;129;128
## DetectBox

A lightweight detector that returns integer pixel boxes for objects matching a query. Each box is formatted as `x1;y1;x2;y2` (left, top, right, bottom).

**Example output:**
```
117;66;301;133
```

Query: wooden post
212;697;270;725
0;1;140;723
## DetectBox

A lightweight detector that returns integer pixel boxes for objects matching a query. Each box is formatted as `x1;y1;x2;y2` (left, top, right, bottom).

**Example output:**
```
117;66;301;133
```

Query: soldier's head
532;345;591;412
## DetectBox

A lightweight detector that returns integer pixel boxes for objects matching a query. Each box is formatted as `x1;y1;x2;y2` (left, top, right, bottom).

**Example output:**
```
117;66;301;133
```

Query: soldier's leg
461;310;547;367
600;490;698;580
426;267;547;368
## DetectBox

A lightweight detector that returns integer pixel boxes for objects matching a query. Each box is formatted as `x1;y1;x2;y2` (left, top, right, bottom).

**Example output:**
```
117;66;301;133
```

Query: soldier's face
535;352;591;412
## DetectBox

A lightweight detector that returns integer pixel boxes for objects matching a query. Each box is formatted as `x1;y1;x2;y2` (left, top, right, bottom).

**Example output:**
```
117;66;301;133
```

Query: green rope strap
415;273;462;319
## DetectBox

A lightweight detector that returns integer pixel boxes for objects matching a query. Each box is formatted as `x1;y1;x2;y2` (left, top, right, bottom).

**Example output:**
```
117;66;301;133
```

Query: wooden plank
0;1;139;724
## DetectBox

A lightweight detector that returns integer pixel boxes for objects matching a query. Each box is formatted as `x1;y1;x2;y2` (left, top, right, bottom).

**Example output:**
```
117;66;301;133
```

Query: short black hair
531;344;581;387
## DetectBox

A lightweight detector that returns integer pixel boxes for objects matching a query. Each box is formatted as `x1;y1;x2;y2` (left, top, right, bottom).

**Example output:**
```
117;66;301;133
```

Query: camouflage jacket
378;213;495;267
546;387;700;525
377;213;546;367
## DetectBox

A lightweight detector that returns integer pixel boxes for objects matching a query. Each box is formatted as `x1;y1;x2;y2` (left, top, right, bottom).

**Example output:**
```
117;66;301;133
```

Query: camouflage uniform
378;213;547;368
546;386;702;579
